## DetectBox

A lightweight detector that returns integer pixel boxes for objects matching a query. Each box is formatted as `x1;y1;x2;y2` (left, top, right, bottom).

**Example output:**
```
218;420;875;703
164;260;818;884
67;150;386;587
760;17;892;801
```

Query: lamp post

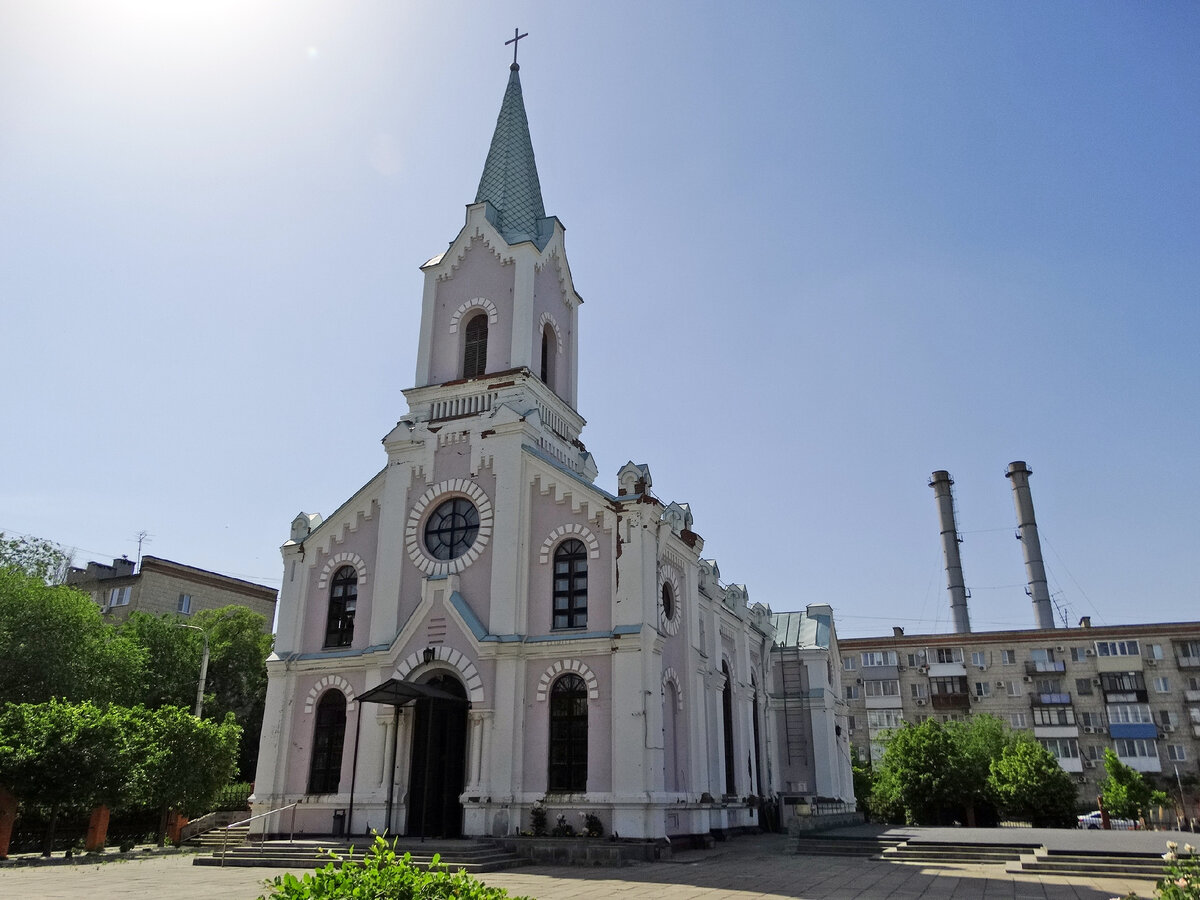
176;624;209;717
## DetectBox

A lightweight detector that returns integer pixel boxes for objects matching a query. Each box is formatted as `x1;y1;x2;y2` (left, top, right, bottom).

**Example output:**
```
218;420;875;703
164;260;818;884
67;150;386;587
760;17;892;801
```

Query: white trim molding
303;675;357;714
404;479;494;576
538;311;564;353
316;552;368;590
394;646;485;704
538;523;600;564
535;659;600;701
448;297;499;334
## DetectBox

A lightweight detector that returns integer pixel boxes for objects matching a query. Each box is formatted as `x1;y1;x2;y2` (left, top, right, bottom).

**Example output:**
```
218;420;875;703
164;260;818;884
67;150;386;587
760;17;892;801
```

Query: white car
1077;810;1137;830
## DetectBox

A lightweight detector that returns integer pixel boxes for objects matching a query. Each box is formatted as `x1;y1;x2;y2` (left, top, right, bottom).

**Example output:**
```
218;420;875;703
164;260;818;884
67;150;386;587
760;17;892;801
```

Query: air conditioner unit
1055;646;1066;653
1091;678;1102;686
1163;724;1177;733
1084;759;1096;769
917;666;929;675
995;680;1006;688
1077;776;1088;784
1146;659;1158;667
1083;726;1096;733
1085;648;1095;657
977;665;987;671
1022;675;1033;683
898;665;907;672
1158;731;1167;740
916;698;927;706
856;678;863;684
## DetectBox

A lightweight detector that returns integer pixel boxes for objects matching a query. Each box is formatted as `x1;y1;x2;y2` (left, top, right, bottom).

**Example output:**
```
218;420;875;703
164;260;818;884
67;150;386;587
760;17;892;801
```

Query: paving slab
0;831;1167;899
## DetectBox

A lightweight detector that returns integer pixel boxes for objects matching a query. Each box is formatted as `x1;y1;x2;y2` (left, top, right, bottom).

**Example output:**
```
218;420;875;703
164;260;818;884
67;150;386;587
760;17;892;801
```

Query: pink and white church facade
252;59;854;842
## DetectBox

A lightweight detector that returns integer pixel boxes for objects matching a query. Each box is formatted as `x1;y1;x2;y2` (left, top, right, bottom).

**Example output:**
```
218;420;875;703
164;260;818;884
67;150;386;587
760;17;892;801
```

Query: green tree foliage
1100;748;1171;821
851;756;876;819
0;567;145;705
0;700;134;854
261;835;531;900
0;532;74;584
117;612;202;710
987;737;1079;827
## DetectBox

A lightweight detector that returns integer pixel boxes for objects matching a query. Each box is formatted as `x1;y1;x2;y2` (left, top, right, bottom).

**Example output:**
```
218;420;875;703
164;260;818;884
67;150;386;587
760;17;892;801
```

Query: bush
260;835;530;900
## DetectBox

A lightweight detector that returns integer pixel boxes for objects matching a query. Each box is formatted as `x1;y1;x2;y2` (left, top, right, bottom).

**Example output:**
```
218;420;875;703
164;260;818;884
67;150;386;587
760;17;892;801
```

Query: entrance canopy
354;677;469;708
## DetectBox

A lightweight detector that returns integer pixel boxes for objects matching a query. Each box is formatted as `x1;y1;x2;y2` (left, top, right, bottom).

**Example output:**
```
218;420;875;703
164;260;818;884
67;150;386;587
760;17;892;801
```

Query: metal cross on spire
505;28;528;68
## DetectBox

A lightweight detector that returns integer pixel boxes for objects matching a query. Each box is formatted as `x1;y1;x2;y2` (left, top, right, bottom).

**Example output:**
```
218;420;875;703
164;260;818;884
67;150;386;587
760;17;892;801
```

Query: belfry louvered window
463;314;488;378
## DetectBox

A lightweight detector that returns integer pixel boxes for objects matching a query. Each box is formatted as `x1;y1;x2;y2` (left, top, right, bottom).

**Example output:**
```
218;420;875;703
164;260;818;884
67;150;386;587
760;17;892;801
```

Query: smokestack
1006;461;1055;630
929;470;971;633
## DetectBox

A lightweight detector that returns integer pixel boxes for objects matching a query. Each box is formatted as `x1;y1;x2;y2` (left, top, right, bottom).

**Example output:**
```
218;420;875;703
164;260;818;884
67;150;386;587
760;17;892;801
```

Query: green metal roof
772;610;832;650
474;65;549;248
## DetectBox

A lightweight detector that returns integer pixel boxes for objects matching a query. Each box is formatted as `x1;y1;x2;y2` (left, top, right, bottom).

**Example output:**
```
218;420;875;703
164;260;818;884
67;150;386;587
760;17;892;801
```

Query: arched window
721;662;736;796
462;313;488;378
540;324;555;389
552;539;587;629
661;582;675;620
324;565;357;648
548;673;587;792
308;690;347;794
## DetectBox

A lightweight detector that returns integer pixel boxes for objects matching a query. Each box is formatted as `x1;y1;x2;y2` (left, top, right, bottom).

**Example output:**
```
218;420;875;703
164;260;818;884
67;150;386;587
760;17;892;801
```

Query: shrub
529;803;547;836
260;834;530;900
584;813;604;838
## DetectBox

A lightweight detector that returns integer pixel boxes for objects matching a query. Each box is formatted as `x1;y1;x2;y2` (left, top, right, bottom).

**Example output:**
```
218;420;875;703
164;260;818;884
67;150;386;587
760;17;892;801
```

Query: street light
176;623;209;717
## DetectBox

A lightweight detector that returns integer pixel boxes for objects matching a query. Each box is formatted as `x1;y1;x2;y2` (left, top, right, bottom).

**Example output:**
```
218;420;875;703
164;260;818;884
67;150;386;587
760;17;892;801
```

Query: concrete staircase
186;824;250;852
794;835;907;857
1009;848;1167;881
192;837;525;873
880;840;1036;866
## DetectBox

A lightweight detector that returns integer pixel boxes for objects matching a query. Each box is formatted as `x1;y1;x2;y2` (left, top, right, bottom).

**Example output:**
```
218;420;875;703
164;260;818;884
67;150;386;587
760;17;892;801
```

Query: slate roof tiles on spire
475;64;548;247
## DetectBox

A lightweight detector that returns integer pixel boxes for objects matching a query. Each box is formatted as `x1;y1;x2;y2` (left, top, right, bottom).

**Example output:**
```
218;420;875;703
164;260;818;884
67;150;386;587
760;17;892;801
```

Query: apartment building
839;619;1200;793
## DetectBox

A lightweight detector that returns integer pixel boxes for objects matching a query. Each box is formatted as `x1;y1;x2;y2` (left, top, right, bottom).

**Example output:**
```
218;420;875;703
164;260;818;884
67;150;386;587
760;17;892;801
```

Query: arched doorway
407;673;468;838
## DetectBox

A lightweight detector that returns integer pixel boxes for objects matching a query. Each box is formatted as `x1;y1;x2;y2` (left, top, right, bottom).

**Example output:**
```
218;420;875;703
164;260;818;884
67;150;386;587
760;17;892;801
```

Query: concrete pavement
0;832;1166;899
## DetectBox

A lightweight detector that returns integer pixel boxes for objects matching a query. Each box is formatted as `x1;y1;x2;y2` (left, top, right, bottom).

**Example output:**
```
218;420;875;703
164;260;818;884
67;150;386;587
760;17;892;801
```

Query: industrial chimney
929;470;971;633
1005;461;1055;630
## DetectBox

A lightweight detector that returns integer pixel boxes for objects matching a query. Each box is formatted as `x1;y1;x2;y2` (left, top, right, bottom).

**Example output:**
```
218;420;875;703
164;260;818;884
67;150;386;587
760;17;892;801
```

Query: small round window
423;498;480;560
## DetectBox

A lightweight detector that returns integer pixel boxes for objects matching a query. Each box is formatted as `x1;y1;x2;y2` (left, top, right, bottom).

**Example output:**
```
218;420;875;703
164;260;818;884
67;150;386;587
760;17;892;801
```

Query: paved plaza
0;832;1167;899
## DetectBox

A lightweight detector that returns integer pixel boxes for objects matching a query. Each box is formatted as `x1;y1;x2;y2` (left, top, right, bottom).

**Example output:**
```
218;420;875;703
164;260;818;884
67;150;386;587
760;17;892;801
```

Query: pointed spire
474;63;547;246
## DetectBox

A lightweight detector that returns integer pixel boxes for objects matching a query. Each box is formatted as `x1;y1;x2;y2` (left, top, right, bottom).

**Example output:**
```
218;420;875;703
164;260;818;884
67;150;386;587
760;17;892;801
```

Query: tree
124;705;241;843
0;700;134;854
0;533;74;585
1100;748;1170;821
118;613;203;710
988;737;1078;827
946;714;1011;826
0;567;145;705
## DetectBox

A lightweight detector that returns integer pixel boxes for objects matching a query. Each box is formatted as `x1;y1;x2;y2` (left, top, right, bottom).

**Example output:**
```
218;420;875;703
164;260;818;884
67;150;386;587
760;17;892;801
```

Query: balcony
1103;689;1149;704
1185;689;1200;703
1178;657;1200;669
930;692;971;711
1193;724;1200;739
1025;660;1066;674
1031;692;1072;706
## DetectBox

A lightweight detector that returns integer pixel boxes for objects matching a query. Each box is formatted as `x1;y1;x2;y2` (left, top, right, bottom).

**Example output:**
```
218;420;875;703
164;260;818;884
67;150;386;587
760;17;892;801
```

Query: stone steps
187;824;250;849
1010;849;1166;880
192;838;524;873
882;841;1034;865
794;836;906;857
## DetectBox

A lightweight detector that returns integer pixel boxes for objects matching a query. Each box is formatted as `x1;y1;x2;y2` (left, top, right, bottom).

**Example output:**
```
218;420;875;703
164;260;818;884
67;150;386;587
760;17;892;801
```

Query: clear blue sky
2;2;1197;638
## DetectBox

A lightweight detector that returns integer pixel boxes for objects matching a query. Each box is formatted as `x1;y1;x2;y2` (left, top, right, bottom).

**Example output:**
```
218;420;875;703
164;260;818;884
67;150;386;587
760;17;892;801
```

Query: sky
1;2;1197;639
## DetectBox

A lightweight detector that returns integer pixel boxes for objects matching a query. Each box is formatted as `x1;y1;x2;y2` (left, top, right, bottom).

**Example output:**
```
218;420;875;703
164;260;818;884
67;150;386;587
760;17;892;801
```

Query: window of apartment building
906;651;927;667
1084;744;1104;761
1039;737;1079;759
1070;646;1088;662
1033;707;1075;726
1107;703;1153;724
842;656;857;671
107;586;131;607
845;685;860;700
1167;745;1188;762
1006;680;1021;697
910;683;928;700
864;680;900;697
1035;678;1063;695
1191;707;1200;725
1145;643;1164;660
1114;738;1157;759
1096;639;1140;657
860;650;898;667
1178;641;1200;664
177;593;192;615
914;714;928;724
1152;676;1170;693
1030;648;1054;663
942;713;965;723
1189;676;1200;692
1080;711;1103;728
847;715;856;731
1075;678;1093;696
1009;712;1027;728
1001;649;1016;665
1158;710;1179;727
1101;672;1146;693
971;650;987;667
868;710;904;730
973;681;991;698
930;676;968;695
934;647;963;664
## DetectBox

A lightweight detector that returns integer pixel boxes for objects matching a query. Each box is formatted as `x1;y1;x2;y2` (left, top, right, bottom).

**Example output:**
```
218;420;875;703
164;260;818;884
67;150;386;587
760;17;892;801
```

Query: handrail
220;802;299;867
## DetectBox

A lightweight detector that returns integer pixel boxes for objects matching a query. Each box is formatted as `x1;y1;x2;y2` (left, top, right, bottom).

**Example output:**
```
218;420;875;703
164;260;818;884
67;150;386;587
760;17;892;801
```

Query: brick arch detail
316;552;368;590
535;659;600;702
448;298;499;334
303;675;357;714
393;646;485;704
538;311;564;353
538;524;600;564
662;667;684;710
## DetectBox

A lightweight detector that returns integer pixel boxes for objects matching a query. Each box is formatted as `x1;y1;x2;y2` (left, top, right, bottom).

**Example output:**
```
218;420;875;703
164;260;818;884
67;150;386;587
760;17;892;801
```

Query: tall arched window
548;673;587;792
462;313;488;378
721;662;736;796
324;565;357;648
552;539;587;629
308;690;347;794
540;324;555;389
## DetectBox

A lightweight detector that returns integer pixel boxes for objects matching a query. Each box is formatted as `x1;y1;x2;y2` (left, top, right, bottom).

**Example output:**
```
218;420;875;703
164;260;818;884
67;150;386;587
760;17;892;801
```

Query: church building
252;54;853;842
